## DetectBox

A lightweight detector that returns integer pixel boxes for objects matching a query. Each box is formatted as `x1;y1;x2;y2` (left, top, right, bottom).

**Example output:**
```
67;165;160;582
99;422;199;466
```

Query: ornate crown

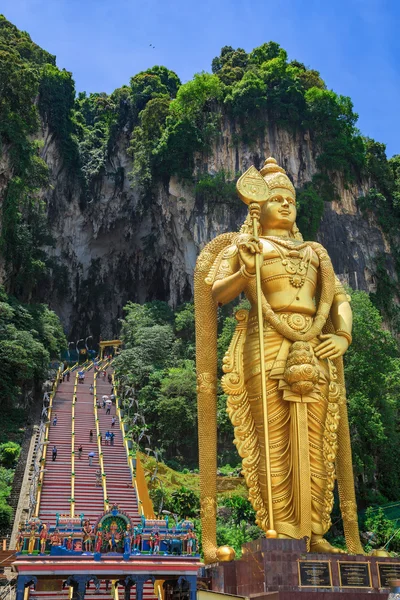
260;157;295;196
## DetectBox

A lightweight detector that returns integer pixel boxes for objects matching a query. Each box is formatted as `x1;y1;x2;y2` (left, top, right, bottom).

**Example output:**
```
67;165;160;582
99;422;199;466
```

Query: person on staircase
89;384;93;394
89;429;93;443
96;469;102;487
52;445;57;461
66;371;70;382
110;432;115;446
111;416;116;427
52;413;57;426
78;444;83;459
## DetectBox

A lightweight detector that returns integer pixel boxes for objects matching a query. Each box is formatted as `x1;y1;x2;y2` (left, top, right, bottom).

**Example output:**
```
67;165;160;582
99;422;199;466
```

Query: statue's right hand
236;234;262;275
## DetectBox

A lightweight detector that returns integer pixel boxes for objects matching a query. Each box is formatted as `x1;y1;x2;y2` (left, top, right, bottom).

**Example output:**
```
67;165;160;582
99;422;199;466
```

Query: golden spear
236;166;277;538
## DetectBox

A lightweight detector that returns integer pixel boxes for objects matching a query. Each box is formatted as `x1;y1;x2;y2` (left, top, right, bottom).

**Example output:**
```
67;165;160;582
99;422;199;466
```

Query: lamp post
85;336;93;360
68;342;75;365
76;339;84;363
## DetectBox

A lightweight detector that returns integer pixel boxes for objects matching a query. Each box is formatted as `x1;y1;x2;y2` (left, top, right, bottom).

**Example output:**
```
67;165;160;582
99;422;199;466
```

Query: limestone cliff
35;117;395;339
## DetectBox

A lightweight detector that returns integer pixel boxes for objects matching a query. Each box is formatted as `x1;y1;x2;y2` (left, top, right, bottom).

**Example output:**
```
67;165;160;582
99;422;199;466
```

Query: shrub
0;442;21;467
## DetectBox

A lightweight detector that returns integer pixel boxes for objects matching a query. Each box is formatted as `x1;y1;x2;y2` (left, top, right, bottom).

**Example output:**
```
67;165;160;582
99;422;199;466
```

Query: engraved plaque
298;560;332;587
339;561;371;588
378;562;400;588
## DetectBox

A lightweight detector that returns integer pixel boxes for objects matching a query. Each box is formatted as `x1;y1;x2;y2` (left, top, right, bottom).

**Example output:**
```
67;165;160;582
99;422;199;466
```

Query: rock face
20;119;397;337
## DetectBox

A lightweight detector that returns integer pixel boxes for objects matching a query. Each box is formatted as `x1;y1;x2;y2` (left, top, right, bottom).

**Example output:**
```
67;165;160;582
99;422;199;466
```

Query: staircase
31;362;158;600
96;373;140;523
74;367;104;521
38;384;72;526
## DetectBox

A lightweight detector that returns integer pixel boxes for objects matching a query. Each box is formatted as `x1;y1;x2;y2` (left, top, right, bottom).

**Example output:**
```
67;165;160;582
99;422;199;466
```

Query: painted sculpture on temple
16;525;24;552
149;531;160;554
50;529;61;547
39;524;48;554
94;527;103;553
108;520;119;552
28;527;37;554
83;520;93;552
132;526;142;553
195;157;364;563
186;528;196;555
123;524;132;555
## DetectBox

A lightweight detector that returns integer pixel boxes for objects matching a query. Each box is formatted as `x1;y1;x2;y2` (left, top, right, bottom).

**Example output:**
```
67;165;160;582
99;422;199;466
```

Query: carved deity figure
132;526;142;553
16;525;24;552
39;524;48;553
123;525;132;555
195;157;364;563
94;527;103;553
186;529;196;555
83;520;93;552
50;529;61;547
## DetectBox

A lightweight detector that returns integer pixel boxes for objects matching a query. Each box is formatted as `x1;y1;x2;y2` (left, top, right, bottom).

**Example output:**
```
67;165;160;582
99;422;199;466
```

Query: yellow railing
94;372;109;511
113;374;155;518
135;453;155;519
34;366;62;517
154;580;165;600
113;375;135;487
70;372;78;517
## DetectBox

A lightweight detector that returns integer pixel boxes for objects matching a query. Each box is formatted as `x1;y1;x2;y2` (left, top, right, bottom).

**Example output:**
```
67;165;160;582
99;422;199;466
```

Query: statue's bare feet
310;536;346;554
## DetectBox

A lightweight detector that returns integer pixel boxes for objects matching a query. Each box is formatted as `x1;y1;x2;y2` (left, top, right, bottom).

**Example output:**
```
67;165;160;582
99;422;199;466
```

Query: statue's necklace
248;237;335;342
273;242;312;289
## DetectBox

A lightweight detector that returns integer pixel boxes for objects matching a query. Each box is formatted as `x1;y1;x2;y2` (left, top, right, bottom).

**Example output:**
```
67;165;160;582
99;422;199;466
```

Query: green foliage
0;286;66;404
154;73;223;180
38;65;80;172
170;486;199;518
0;442;21;467
304;87;365;179
0;16;58;298
364;507;400;553
115;300;250;467
195;171;237;207
356;147;400;327
0;463;14;528
220;495;255;525
216;494;262;557
296;178;325;240
344;290;400;505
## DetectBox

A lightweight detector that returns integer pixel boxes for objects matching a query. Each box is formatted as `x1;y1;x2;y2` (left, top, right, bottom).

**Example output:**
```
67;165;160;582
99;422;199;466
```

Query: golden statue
195;157;364;564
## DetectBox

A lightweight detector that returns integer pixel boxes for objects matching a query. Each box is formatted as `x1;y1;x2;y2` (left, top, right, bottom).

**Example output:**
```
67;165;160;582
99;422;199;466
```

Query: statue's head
238;157;302;239
259;157;298;235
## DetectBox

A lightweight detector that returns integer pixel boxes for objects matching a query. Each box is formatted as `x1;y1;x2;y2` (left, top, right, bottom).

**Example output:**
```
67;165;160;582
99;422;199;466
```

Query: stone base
205;538;400;598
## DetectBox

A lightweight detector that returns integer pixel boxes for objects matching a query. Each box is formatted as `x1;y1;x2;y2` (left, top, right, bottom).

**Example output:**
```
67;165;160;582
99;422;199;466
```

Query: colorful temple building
11;360;200;600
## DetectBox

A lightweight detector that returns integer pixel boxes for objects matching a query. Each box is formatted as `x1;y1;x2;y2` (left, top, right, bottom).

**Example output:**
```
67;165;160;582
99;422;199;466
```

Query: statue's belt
246;313;327;404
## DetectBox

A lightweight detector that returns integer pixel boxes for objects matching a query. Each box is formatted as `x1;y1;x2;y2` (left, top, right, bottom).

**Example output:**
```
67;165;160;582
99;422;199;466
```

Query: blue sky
2;0;399;156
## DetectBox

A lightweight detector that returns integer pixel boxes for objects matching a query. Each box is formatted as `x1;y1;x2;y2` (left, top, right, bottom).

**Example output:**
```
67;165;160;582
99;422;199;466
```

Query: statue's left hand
315;334;349;360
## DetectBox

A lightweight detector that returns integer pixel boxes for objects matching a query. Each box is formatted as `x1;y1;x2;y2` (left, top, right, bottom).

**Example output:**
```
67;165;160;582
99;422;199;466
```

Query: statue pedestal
205;538;400;598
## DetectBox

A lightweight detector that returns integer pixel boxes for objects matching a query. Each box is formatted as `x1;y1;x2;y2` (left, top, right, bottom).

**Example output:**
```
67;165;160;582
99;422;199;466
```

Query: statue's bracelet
335;330;352;345
240;265;256;280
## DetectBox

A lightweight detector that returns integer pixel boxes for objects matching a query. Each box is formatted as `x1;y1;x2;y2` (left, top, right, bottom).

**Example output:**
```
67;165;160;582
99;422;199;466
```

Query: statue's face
260;187;296;231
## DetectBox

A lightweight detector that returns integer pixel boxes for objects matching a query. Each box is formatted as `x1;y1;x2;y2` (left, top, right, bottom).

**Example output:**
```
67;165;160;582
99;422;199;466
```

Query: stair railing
94;373;109;511
33;365;62;517
70;371;78;518
113;374;135;487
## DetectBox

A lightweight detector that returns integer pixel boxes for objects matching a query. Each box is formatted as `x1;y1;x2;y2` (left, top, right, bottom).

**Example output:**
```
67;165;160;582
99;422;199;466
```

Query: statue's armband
205;245;239;286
